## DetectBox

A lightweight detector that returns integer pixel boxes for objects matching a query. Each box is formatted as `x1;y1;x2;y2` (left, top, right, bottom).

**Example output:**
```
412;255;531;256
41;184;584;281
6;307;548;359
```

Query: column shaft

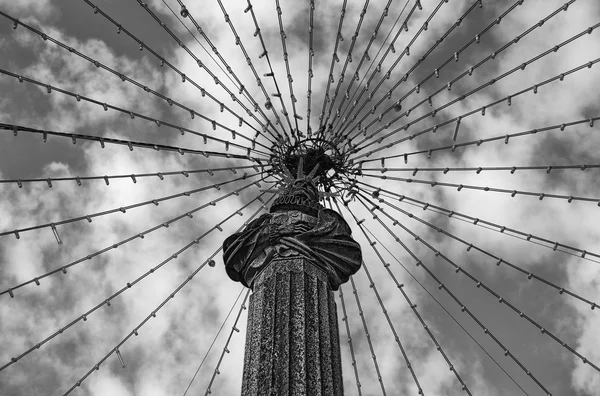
242;257;343;396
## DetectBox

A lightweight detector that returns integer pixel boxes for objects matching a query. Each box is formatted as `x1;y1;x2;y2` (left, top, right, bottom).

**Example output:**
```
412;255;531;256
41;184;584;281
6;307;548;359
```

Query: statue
223;161;362;291
224;155;361;395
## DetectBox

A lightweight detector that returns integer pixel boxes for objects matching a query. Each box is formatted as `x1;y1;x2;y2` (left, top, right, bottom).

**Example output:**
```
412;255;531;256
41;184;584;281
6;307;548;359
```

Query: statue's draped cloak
223;208;361;290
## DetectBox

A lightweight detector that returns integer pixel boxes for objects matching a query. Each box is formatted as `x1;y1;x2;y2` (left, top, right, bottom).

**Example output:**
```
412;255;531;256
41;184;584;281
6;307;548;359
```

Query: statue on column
223;161;362;290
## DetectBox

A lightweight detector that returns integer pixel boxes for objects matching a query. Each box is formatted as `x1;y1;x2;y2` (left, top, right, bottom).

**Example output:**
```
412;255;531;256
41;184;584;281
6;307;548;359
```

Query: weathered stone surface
241;257;344;395
289;268;306;396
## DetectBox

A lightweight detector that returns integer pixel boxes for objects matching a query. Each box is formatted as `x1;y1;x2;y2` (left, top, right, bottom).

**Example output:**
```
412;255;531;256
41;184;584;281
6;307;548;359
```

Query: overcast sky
1;0;600;395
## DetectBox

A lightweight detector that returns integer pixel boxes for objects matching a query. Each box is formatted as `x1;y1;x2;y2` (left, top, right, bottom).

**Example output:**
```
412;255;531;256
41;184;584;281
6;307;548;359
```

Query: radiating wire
0;123;268;160
306;0;315;135
136;0;282;141
337;197;470;395
362;164;600;175
321;0;371;133
356;180;600;262
0;165;259;188
338;0;513;143
0;177;271;298
182;287;246;396
4;0;598;392
0;172;267;239
351;193;552;394
333;0;416;133
350;39;600;158
338;285;363;396
2;191;274;374
79;0;276;144
274;0;301;135
0;10;272;151
360;211;529;395
322;198;364;395
361;172;600;205
357;185;600;310
317;0;347;133
0;72;271;157
327;0;394;130
203;289;251;396
356;192;600;375
161;0;239;96
173;0;289;141
358;263;426;394
341;0;567;146
355;116;598;165
244;0;295;137
348;277;387;395
58;194;274;395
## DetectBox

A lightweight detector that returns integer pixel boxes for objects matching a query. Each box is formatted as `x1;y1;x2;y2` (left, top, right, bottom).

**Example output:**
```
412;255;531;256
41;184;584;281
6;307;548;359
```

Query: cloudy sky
1;0;599;395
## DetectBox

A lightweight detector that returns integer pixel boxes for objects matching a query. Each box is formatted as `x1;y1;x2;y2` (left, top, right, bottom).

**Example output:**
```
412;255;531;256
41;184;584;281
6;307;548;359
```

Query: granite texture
241;257;344;395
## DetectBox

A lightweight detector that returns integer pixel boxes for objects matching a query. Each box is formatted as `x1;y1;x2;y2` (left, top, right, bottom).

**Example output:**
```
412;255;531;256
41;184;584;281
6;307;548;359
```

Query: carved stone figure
223;177;362;290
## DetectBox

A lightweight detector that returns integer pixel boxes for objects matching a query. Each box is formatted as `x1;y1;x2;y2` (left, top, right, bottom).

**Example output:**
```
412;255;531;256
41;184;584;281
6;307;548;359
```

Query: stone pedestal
241;257;343;396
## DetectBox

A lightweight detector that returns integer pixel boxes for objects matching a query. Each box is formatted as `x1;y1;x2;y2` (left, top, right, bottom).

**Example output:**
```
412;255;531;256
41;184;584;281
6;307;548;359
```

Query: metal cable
349;276;387;395
175;0;282;139
356;180;600;263
338;285;363;396
182;286;246;396
176;0;290;141
357;192;600;376
2;191;273;374
327;0;394;130
58;194;274;395
358;185;600;310
352;193;552;394
162;0;285;145
1;123;270;160
350;29;600;158
161;0;239;98
0;72;271;157
362;164;600;175
1;177;271;298
0;171;266;239
338;198;471;395
333;0;416;133
244;0;295;137
355;116;598;165
0;10;271;151
340;0;532;145
203;289;251;395
274;0;301;135
317;0;347;133
338;0;508;143
361;172;600;205
78;0;276;144
307;0;315;135
321;0;371;135
362;224;529;395
137;0;282;142
0;165;259;188
323;197;365;395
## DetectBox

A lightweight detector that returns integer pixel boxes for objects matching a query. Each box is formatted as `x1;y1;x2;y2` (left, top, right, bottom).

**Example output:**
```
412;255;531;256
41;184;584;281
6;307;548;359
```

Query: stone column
241;257;343;396
222;174;361;395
